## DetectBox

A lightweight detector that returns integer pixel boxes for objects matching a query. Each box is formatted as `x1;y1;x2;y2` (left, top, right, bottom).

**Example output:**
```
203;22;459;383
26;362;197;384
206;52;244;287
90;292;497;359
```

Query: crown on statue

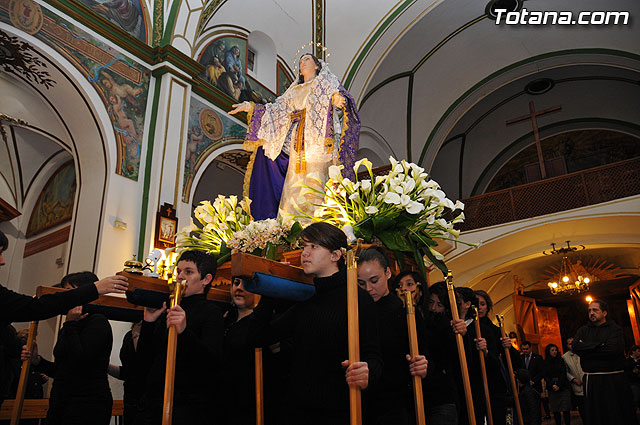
293;41;331;74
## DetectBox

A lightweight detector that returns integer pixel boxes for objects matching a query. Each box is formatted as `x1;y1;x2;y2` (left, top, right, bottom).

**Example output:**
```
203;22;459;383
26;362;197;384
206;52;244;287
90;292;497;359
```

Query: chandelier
543;241;595;295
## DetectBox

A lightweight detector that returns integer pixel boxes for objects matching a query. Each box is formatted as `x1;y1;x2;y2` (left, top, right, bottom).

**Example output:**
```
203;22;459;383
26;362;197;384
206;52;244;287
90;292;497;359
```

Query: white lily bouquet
175;195;252;264
307;157;470;275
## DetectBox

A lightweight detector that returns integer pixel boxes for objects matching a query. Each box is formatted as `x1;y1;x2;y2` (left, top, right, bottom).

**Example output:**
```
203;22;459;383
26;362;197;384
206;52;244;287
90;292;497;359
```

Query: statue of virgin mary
229;53;360;222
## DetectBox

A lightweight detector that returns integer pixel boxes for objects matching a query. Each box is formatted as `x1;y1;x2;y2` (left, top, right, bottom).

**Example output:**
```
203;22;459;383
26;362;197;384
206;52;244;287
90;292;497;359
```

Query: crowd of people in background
2;226;640;425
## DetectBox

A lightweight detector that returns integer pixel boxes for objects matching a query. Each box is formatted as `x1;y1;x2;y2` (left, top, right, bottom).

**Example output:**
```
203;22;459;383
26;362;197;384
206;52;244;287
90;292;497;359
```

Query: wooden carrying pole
472;306;493;425
10;320;38;425
497;315;524;425
400;290;426;425
345;249;362;425
445;271;476;425
254;294;264;425
162;280;186;425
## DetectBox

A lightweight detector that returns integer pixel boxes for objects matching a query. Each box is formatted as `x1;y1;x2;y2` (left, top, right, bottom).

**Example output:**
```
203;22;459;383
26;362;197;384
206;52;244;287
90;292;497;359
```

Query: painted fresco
0;0;151;181
246;75;276;104
27;161;76;237
198;35;276;104
277;62;294;96
183;96;247;202
78;0;147;42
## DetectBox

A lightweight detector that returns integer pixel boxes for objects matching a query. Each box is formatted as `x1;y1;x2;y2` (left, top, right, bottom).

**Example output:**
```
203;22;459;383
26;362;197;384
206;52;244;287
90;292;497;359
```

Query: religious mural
26;161;76;237
78;0;148;43
182;96;247;203
277;62;294;96
198;35;276;104
0;0;151;181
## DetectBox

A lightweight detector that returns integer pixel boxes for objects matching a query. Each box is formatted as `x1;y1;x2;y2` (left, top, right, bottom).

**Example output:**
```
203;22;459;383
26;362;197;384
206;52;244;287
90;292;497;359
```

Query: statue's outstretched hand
229;102;251;115
332;93;346;109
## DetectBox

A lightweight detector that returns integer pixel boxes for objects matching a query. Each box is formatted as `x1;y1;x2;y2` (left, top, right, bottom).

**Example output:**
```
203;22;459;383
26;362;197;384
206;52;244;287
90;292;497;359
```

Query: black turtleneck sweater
137;293;224;415
369;292;412;408
250;269;383;417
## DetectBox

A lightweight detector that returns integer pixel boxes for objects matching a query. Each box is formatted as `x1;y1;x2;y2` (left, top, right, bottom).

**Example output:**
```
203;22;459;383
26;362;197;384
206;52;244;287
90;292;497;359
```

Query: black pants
47;395;113;425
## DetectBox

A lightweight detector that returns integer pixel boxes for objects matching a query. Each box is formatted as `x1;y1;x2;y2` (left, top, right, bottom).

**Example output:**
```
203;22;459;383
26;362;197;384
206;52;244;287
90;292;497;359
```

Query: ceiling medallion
0;29;55;89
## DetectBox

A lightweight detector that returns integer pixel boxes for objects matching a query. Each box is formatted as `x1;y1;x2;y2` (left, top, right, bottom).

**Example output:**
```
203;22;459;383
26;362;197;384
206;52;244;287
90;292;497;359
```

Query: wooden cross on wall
506;101;561;179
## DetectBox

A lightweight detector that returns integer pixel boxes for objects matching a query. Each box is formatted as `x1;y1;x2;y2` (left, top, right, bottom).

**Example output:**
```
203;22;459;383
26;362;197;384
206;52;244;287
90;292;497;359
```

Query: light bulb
562;276;569;283
551;282;558;288
584;277;590;284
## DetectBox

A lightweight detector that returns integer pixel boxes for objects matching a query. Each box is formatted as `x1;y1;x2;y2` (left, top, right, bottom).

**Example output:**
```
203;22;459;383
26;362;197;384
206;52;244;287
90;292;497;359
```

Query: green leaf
371;215;396;232
353;217;374;242
376;230;411;252
285;221;303;244
393;250;406;271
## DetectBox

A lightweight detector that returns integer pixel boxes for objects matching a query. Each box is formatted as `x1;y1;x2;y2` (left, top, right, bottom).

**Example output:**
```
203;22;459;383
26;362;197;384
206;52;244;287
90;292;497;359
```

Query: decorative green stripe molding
343;0;414;89
469;118;640;197
360;71;411;106
163;0;182;46
137;76;163;260
152;0;163;47
406;73;413;161
418;48;640;165
196;0;228;39
360;15;485;108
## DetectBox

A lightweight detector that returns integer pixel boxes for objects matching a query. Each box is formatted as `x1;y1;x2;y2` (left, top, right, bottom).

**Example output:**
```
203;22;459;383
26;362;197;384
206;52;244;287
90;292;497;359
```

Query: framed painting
154;203;177;248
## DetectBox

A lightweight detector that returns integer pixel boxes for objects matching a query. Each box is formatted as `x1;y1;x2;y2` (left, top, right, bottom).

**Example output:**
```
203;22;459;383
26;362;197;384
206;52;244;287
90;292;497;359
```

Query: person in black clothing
221;277;257;425
474;290;521;425
0;230;128;406
451;287;498;425
23;272;114;425
356;247;427;425
573;299;639;425
108;321;144;425
516;368;541;425
249;222;382;425
136;250;224;425
542;343;571;425
625;345;640;412
521;341;545;392
422;282;459;425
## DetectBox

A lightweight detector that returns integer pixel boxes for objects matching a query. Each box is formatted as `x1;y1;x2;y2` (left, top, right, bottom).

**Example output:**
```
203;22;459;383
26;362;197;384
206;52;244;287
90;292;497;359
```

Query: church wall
358;77;408;159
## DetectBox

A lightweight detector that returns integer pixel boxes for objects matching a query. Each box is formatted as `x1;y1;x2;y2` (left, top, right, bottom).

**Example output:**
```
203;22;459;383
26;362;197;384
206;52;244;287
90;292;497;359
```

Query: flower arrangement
227;217;302;256
174;195;253;264
306;157;471;275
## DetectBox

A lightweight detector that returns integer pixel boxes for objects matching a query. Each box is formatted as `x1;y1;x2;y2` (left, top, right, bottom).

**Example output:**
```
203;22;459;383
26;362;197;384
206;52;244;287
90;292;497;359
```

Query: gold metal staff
497;314;523;425
345;247;362;425
446;271;476;425
162;279;186;425
10;321;38;425
398;289;426;425
254;292;264;425
472;306;493;425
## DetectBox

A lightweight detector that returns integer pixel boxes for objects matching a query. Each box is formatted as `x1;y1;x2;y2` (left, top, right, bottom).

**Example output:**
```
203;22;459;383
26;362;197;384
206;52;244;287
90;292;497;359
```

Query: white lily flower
328;165;344;180
439;197;455;209
405;201;425;214
453;212;465;223
384;192;401;205
360;179;372;192
402;179;416;193
341;224;357;243
454;200;465;210
410;163;425;176
400;194;411;206
353;158;373;174
375;175;387;185
429;246;445;261
365;206;379;214
349;192;359;200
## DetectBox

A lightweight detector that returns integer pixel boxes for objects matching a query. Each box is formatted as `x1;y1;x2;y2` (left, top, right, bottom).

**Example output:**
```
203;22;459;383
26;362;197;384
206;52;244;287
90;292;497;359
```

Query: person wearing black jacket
136;250;224;425
23;272;114;425
0;230;128;407
516;368;541;425
521;341;545;393
357;247;427;425
475;289;523;425
542;343;571;425
573;299;639;425
249;222;383;425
